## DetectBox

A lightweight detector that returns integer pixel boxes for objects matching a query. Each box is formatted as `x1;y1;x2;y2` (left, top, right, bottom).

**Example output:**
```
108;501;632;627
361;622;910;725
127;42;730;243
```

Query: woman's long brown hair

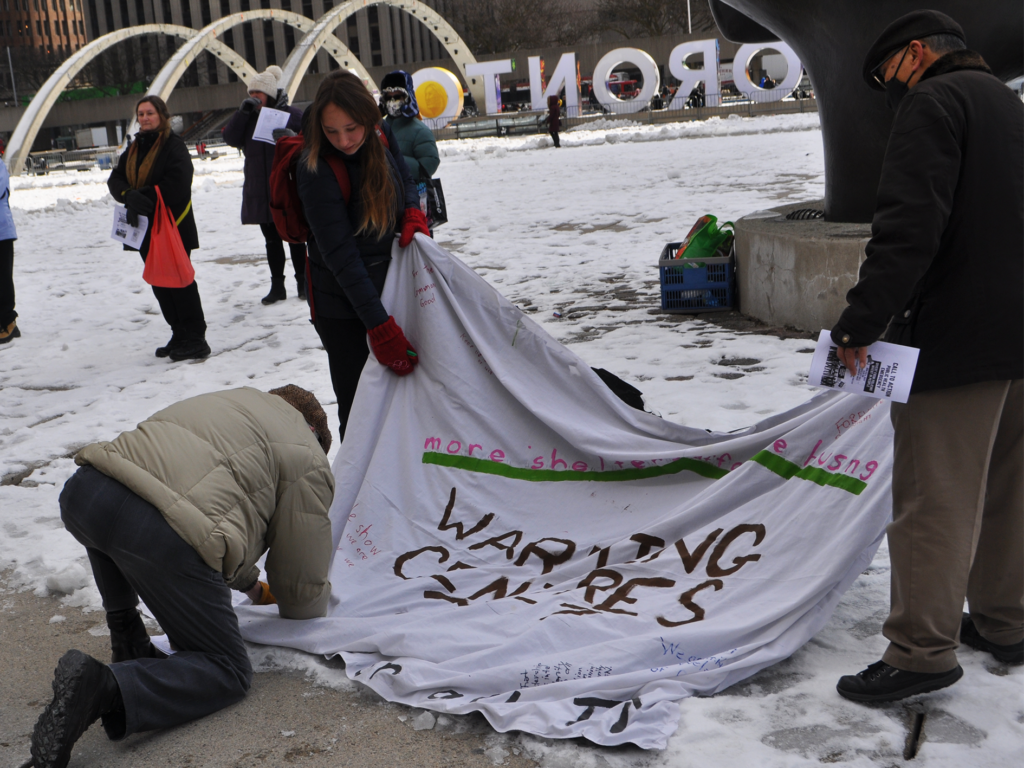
304;71;397;240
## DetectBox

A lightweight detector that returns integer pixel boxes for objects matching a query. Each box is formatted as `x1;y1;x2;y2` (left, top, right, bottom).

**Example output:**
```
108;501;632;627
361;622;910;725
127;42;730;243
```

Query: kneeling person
29;386;335;768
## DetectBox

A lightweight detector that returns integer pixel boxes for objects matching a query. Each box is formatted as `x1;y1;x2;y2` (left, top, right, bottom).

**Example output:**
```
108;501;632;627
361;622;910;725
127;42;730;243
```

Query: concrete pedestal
734;201;871;333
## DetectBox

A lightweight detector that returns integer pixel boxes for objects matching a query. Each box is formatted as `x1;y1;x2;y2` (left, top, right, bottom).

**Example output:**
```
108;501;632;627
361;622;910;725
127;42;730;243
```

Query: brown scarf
126;124;171;189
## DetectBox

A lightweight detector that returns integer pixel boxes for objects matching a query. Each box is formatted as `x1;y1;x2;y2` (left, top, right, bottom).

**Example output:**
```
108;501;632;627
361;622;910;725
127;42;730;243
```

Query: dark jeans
550;130;561;148
141;249;207;340
0;238;15;326
260;222;306;284
60;466;253;738
313;315;370;439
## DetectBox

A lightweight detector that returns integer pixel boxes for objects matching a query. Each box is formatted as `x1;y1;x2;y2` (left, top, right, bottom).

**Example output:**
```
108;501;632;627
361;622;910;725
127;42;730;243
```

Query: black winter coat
296;121;419;327
222;100;303;224
831;51;1023;394
108;131;199;256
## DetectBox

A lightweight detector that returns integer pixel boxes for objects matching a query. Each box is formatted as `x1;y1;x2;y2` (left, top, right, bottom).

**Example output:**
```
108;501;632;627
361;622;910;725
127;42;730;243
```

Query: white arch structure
4;24;256;176
119;9;372;143
149;9;371;103
279;0;481;107
6;2;481;176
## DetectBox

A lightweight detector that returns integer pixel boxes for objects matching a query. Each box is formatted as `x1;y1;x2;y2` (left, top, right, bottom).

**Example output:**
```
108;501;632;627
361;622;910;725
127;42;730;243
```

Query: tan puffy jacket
76;387;335;620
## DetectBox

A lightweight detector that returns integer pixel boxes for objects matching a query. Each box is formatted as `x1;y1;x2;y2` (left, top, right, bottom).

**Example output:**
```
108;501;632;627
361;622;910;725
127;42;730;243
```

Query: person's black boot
154;334;183;358
961;614;1024;664
0;319;19;345
836;660;963;703
106;607;166;663
168;335;211;362
30;650;123;768
261;278;287;305
296;273;306;301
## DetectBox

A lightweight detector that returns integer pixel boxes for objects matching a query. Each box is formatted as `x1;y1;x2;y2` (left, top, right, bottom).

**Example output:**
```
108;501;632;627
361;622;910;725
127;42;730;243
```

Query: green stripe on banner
422;452;729;482
752;450;867;495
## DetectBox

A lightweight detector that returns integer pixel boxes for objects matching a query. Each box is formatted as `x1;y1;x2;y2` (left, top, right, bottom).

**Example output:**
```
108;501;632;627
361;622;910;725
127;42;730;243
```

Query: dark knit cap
269;384;332;454
862;10;965;90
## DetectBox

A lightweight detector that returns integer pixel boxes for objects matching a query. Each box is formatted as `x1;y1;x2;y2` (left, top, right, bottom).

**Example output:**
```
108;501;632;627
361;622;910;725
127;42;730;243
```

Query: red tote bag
142;186;195;289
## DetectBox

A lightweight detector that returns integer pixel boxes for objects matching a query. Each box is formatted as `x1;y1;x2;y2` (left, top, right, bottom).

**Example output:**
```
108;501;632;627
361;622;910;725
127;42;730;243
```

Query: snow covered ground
1;113;1020;767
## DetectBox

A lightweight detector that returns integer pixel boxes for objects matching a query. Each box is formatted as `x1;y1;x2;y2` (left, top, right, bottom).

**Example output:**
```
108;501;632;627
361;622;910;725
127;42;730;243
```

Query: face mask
885;77;909;112
382;87;409;117
883;48;911;112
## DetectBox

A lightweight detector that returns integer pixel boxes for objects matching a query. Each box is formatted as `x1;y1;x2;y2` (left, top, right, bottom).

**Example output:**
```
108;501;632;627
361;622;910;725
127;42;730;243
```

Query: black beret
862;10;965;90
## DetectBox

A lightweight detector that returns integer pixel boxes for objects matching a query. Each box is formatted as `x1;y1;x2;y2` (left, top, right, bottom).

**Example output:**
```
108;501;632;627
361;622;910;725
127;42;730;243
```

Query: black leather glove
272;128;297;142
125;189;155;224
240;96;261;115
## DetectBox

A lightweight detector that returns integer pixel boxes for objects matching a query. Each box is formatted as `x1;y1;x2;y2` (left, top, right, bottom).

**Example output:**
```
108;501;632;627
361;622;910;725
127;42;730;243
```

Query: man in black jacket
831;11;1023;703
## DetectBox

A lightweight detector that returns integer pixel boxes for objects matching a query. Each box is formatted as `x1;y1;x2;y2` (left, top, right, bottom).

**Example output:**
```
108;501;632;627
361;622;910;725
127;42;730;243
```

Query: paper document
252;106;291;144
808;329;919;403
110;204;148;248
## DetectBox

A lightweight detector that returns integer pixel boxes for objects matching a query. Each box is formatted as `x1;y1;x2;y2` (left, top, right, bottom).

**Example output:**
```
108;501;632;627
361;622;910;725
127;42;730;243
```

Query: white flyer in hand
808;329;919;403
252;106;291;144
110;204;148;248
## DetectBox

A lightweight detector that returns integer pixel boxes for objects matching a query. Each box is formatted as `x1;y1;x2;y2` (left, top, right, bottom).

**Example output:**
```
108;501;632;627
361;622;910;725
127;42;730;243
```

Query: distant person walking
0;159;18;345
108;96;209;361
297;71;429;437
223;66;306;305
546;95;562;148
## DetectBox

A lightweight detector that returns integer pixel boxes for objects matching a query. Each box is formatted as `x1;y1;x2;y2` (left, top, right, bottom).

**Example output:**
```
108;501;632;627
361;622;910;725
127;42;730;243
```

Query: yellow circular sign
416;81;449;120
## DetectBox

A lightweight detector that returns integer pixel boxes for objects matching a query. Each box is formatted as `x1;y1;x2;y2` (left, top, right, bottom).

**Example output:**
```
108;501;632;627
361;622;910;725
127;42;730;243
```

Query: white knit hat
248;65;284;97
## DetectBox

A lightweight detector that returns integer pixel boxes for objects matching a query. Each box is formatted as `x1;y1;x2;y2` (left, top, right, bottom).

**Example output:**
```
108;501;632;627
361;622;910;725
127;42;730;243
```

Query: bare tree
594;0;717;40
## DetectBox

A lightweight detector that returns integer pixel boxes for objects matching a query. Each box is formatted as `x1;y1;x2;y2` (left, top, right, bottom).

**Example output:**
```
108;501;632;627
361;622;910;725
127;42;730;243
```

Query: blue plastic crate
657;242;735;313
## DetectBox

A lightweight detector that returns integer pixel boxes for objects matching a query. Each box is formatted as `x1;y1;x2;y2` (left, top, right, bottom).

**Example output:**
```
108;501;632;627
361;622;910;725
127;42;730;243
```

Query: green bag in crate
674;215;734;267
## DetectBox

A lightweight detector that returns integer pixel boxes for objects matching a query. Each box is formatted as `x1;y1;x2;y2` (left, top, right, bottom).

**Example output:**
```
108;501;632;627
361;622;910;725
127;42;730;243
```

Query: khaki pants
882;379;1023;673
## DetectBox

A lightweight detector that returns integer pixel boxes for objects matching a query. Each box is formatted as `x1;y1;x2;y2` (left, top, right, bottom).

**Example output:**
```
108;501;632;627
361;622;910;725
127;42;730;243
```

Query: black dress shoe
30;650;123;768
961;614;1024;664
837;660;963;703
106;608;167;663
168;338;211;362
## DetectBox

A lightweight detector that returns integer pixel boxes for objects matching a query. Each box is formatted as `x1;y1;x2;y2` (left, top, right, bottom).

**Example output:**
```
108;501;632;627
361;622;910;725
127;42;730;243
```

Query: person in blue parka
379;71;440;221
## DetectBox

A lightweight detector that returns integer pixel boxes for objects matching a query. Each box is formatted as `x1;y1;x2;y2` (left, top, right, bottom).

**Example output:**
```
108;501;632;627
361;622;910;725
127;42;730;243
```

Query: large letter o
591;48;661;115
412;67;465;129
731;42;802;103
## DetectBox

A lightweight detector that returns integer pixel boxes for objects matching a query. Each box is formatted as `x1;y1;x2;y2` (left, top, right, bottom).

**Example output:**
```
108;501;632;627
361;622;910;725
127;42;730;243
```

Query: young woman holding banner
107;95;209;361
297;71;430;437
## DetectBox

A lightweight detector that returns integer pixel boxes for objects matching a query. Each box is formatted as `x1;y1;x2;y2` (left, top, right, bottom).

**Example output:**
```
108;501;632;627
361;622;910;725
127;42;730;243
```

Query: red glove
399;207;430;247
368;316;418;376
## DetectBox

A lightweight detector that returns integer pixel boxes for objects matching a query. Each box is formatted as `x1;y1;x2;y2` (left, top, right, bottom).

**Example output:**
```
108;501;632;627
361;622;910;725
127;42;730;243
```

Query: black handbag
423;176;448;226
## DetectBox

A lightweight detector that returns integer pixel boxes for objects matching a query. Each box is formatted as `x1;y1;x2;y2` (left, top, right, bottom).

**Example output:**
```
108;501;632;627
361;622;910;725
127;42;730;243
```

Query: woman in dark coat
297;71;430;438
108;95;209;361
222;66;306;305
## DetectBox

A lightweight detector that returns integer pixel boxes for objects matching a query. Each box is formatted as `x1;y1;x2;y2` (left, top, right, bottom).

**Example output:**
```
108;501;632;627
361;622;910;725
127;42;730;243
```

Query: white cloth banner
238;237;893;749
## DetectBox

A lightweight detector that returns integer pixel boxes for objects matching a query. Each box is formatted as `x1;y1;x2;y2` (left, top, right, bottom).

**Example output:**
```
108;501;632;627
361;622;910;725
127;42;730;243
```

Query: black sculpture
710;1;1023;222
